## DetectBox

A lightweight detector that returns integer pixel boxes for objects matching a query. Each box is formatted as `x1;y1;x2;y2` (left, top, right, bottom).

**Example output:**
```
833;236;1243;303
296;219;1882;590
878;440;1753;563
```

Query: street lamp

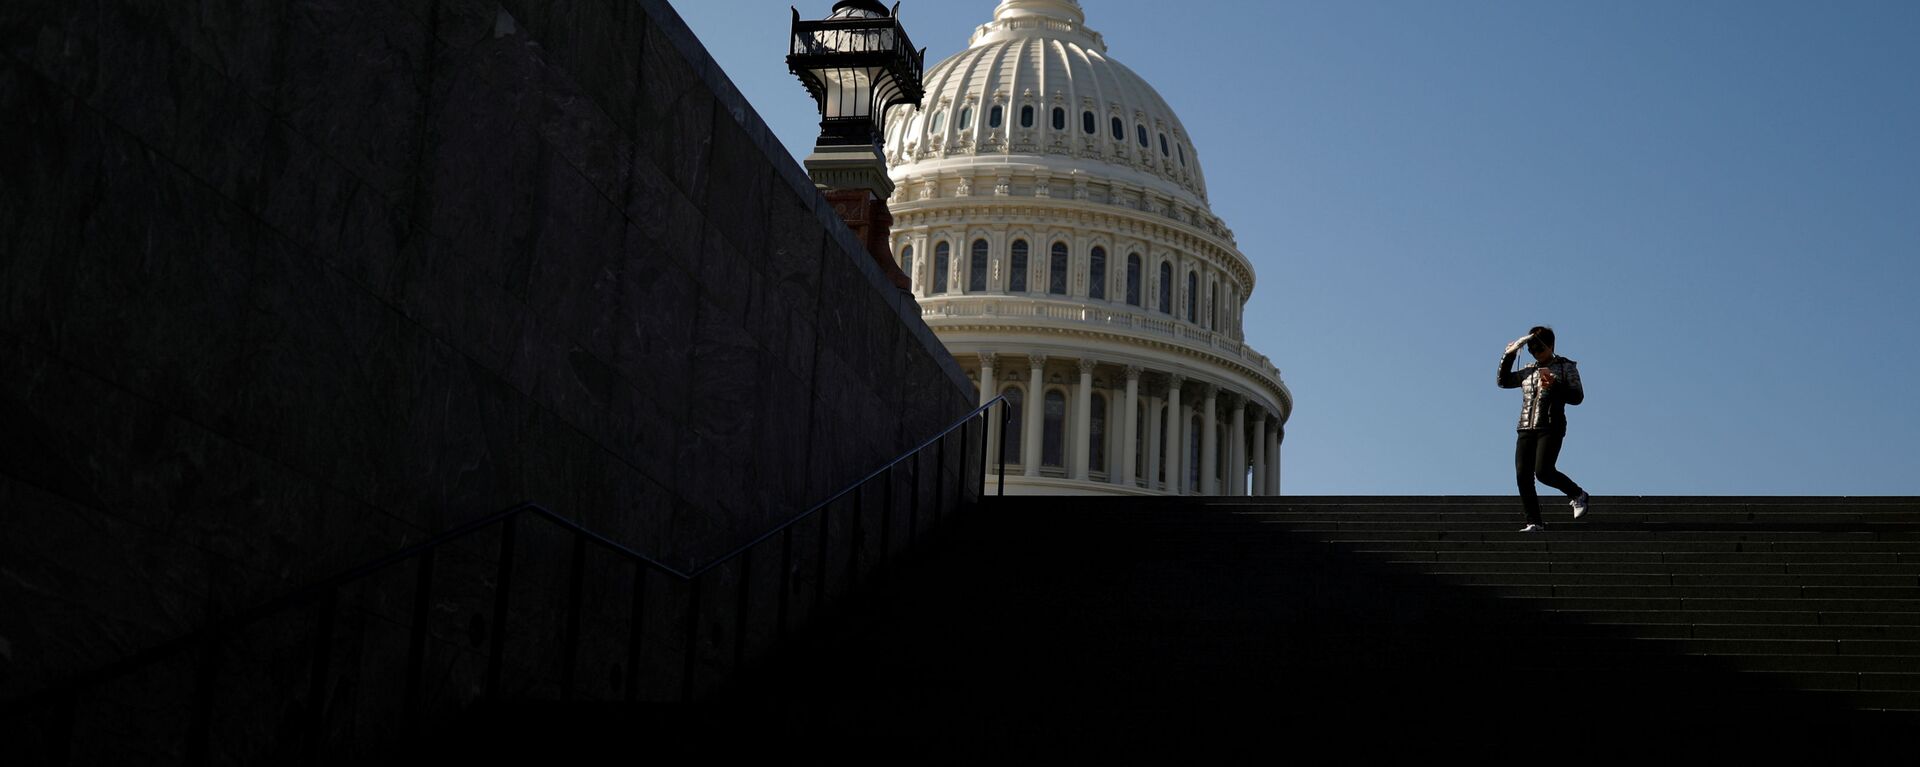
788;1;926;291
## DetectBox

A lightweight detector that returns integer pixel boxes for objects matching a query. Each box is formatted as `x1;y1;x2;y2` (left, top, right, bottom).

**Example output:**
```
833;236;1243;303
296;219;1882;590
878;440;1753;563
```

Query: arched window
1211;283;1221;329
1010;240;1029;293
1091;393;1109;473
1137;124;1149;148
1158;261;1173;314
1110;116;1125;140
1052;107;1066;130
958;105;973;129
969;239;990;292
1042;390;1067;468
1021;105;1035;128
1082;111;1096;135
1001;386;1024;464
1126;253;1142;306
1179;144;1187;166
934;242;951;294
1089;247;1108;301
1186;271;1199;323
1189;414;1203;492
900;245;914;291
1160;133;1170;157
931;111;945;133
1049;242;1069;295
989;105;1004;129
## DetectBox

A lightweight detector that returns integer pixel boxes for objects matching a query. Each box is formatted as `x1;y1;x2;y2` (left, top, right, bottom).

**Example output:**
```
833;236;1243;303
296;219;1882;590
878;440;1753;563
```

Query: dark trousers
1516;428;1584;525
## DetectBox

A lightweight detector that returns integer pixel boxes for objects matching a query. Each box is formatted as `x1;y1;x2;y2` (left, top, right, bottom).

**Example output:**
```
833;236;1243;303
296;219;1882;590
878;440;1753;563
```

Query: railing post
977;411;990;501
879;467;894;569
186;636;217;765
485;516;518;699
624;564;648;703
733;548;753;673
959;417;972;509
847;486;863;592
778;527;793;643
560;534;588;701
681;575;704;703
934;434;946;522
999;403;1010;496
49;690;76;767
815;508;831;614
403;547;436;730
907;451;921;548
306;586;338;762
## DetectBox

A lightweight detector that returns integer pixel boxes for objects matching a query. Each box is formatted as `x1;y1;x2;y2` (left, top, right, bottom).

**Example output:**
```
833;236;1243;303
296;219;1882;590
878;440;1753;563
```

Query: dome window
1158;261;1173;314
1021;105;1035;128
989;105;1003;128
1089;247;1108;300
1125;254;1142;307
1186;270;1199;323
969;239;990;292
934;242;951;294
1010;240;1030;293
1179;143;1187;166
1082;111;1097;135
1110;116;1124;141
1160;133;1170;157
1137;124;1149;148
1052;107;1066;130
958;105;973;129
931;110;945;133
1049;242;1070;295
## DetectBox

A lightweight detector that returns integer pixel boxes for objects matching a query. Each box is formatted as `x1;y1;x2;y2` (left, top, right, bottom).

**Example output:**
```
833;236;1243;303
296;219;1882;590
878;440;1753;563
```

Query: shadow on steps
424;498;1920;761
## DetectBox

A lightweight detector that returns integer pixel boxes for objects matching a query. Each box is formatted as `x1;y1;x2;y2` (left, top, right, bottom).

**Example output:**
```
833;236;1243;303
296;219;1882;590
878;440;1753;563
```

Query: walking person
1499;326;1590;532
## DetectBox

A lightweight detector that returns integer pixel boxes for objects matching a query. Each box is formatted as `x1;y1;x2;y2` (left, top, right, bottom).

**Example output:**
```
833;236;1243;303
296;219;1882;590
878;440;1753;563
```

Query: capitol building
883;0;1292;496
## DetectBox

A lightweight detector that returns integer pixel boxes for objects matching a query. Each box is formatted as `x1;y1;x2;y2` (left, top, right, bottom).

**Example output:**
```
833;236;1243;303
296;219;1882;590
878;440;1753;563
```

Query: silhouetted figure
1499;326;1589;531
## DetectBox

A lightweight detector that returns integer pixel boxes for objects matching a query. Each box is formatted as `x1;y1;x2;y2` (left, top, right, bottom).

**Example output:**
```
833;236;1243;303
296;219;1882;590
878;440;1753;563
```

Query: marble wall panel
271;0;429;205
703;104;772;260
633;17;712;204
765;182;828;320
257;119;414;302
612;219;696;408
498;0;650;153
522;156;628;368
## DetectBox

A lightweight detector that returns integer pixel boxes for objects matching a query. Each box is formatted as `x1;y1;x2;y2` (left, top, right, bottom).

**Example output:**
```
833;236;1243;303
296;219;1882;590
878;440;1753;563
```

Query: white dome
883;0;1211;208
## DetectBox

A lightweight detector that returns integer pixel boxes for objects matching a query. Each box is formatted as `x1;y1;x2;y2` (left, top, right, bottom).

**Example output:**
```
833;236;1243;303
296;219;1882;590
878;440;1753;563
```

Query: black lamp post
787;1;926;291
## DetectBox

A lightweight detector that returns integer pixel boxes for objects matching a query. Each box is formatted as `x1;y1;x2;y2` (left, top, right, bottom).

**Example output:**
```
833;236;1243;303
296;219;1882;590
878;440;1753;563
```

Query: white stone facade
884;0;1291;496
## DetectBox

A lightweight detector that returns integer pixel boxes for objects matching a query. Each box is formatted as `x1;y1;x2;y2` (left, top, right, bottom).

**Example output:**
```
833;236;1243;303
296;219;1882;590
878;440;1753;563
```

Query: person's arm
1558;361;1584;406
1498;337;1529;389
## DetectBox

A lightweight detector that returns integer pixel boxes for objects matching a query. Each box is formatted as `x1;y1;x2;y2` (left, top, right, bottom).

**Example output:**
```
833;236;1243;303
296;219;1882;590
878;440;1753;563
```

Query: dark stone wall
0;0;973;720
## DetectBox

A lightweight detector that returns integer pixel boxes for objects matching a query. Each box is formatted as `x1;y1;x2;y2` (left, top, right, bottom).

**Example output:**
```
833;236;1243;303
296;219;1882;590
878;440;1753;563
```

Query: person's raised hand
1505;336;1533;355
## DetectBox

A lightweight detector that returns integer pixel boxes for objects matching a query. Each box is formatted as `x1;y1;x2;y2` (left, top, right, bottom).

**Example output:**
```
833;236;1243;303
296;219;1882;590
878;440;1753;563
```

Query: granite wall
0;0;976;755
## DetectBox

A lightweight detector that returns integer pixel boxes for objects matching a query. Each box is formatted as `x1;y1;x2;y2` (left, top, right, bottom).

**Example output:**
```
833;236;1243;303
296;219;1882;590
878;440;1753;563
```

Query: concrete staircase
450;497;1920;759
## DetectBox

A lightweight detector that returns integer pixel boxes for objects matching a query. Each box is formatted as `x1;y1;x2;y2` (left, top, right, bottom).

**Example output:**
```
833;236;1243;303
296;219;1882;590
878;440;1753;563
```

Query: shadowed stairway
439;496;1920;760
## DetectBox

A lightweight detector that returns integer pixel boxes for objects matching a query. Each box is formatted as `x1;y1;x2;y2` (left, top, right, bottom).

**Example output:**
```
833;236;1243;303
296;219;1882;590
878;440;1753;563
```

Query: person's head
1525;325;1556;362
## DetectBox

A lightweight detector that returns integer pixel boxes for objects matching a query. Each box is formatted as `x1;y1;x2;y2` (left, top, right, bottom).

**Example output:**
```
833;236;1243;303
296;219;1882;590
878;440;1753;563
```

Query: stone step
1297;529;1920;543
1412;571;1920;589
1355;549;1917;565
1330;539;1920;553
1378;559;1920;578
1235;511;1920;524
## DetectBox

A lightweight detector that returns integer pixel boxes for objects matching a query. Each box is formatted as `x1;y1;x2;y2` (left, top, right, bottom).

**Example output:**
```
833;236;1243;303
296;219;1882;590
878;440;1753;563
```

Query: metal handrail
4;396;1011;760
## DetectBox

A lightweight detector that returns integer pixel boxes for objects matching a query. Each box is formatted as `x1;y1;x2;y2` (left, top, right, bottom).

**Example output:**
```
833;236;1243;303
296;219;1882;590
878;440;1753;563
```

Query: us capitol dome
881;0;1292;495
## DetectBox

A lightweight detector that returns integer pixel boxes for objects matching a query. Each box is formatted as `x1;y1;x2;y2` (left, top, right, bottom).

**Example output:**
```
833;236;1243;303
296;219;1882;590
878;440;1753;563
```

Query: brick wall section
0;0;974;714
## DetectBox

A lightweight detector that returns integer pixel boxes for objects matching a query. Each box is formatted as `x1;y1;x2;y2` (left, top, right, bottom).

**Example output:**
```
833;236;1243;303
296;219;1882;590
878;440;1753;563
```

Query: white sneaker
1519;523;1548;533
1571;493;1590;519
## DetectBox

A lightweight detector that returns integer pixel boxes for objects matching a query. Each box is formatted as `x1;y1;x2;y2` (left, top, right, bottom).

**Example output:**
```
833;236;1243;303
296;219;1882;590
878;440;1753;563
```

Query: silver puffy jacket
1499;351;1584;431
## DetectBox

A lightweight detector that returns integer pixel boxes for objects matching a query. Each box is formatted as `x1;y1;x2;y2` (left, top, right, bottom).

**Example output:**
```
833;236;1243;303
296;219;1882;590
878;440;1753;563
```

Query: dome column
1024;354;1047;478
1118;365;1141;489
1072;360;1096;480
1228;395;1247;496
1144;387;1163;491
1199;384;1219;495
1251;409;1268;496
1164;375;1186;495
979;352;999;464
1267;424;1283;496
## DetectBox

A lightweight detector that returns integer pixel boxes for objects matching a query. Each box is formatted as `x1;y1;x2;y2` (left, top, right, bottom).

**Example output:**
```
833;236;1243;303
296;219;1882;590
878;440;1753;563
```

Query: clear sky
670;0;1920;496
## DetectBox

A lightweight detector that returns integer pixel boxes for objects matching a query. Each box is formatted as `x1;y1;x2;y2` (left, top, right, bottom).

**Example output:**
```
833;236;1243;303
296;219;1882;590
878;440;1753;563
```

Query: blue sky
671;0;1920;496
